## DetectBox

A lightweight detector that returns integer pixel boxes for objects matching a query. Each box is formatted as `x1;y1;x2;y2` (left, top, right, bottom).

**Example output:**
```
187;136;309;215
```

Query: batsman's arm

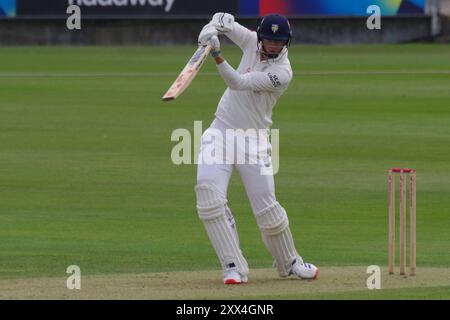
213;55;290;92
210;37;290;92
216;60;291;92
222;21;254;51
201;13;254;51
213;54;224;65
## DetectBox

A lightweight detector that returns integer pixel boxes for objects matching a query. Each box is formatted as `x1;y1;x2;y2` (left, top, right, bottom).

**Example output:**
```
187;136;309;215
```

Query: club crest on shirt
271;24;279;33
268;72;281;87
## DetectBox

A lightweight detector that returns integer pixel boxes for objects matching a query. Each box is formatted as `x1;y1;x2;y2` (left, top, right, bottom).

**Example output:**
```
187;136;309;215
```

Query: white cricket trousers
196;118;276;214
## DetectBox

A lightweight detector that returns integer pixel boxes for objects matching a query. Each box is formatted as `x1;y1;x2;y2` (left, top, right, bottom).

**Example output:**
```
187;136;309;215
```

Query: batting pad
195;183;249;276
255;202;300;277
225;206;240;246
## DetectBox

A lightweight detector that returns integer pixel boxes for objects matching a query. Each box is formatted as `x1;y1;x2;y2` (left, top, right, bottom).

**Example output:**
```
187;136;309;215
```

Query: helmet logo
271;24;279;33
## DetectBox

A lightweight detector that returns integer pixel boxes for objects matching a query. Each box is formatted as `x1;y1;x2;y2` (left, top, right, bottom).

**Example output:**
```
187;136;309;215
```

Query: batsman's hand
198;24;218;46
208;35;221;58
210;12;235;33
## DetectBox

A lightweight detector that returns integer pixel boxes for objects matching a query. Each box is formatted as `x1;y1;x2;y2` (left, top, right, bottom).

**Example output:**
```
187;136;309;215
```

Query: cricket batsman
195;13;319;284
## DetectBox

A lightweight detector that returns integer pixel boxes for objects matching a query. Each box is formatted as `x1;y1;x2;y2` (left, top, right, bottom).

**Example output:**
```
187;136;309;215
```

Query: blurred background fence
0;0;449;44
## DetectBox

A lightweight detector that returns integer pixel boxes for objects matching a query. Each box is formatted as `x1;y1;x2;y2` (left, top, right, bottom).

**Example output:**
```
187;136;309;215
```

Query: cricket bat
162;44;212;101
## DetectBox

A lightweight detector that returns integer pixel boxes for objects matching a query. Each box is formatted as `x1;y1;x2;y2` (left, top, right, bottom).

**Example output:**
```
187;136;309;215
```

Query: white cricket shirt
214;22;293;130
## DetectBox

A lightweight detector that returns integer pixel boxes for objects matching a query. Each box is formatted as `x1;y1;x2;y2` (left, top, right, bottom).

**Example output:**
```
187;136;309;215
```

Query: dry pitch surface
1;266;449;299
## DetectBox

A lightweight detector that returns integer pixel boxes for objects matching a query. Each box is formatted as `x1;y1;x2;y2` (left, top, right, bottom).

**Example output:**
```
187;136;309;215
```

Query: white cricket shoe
290;259;319;280
223;267;248;285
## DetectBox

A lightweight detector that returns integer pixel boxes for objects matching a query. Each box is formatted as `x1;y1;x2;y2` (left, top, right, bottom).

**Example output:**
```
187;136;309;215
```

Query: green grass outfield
0;45;449;299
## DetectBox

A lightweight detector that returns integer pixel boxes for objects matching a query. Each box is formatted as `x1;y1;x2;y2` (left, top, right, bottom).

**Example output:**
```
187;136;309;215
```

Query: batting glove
208;35;221;58
210;13;235;33
198;24;218;46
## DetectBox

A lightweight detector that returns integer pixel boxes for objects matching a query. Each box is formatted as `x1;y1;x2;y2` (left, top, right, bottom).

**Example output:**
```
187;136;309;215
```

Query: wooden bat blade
162;45;212;101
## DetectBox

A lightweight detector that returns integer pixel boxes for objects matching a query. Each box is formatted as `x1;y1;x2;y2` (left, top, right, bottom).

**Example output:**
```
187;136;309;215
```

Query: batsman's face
262;39;286;54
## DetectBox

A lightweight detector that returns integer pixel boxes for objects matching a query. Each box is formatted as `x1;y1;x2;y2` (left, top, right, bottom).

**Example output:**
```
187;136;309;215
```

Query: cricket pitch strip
0;266;449;299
